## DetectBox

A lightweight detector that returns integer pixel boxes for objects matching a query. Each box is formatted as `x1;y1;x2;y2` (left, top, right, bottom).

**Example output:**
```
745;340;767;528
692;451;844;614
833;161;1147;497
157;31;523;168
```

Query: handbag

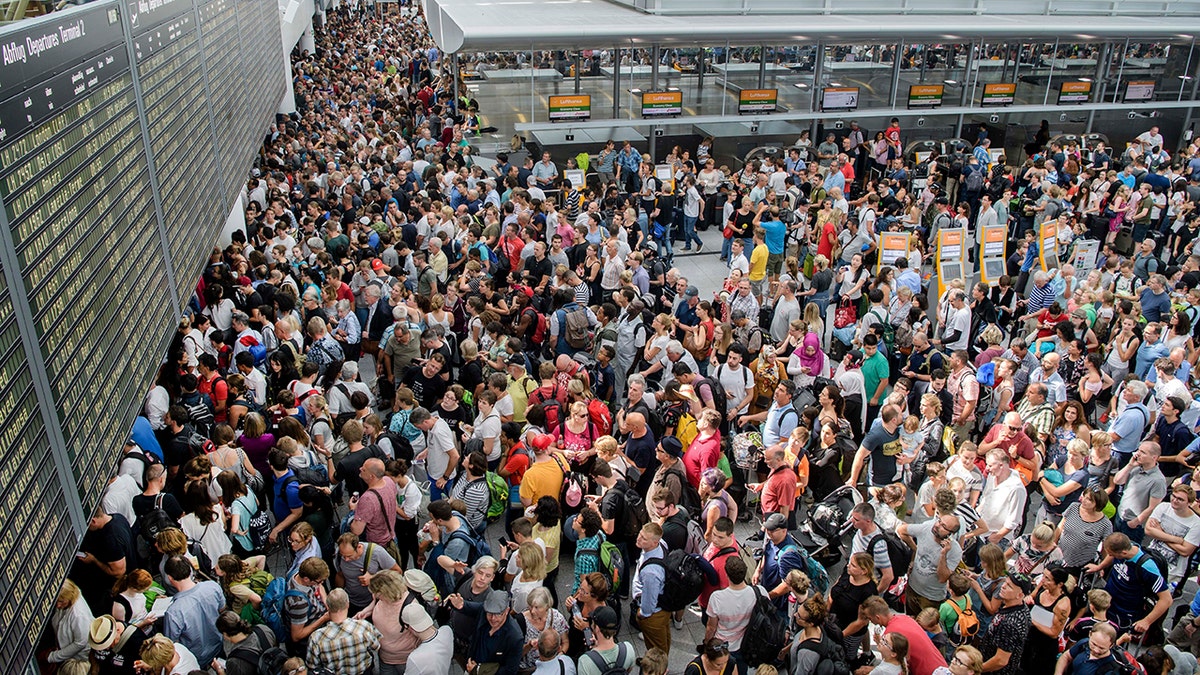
833;298;857;329
723;224;735;239
802;252;815;278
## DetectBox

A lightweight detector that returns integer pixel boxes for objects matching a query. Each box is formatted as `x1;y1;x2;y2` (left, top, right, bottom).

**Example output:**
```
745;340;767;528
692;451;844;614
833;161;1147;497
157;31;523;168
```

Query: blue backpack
260;576;307;643
778;539;831;595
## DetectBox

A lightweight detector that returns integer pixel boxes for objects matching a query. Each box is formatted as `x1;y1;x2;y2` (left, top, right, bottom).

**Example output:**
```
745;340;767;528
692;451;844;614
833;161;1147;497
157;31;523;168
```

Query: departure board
0;267;75;669
0;0;286;668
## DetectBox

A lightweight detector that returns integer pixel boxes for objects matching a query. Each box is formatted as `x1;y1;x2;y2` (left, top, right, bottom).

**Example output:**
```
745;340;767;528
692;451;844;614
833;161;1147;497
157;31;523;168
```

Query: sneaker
747;531;765;542
672;616;684;630
696;242;704;253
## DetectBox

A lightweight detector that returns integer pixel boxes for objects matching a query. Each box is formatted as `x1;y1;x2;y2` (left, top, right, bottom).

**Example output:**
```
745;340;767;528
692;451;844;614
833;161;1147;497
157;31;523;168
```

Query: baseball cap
684;285;699;298
532;433;555;452
238;276;252;286
401;604;435;633
88;615;118;650
483;589;510;614
764;513;789;531
507;354;526;367
1006;572;1034;595
371;258;385;271
359;216;371;225
659;436;684;458
590;605;620;631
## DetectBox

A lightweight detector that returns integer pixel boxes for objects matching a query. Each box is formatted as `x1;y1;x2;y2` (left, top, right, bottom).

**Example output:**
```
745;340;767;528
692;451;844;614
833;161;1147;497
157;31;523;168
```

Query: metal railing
617;0;1200;17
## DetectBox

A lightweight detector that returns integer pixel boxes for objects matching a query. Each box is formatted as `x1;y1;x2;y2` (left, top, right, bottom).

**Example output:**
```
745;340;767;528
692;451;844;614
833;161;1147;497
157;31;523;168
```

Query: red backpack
587;398;613;436
525;307;548;345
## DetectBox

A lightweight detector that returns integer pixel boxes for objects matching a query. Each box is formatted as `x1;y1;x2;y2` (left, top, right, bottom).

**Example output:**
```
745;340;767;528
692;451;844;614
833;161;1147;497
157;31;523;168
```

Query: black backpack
618;481;649;540
642;549;717;612
139;493;176;543
179;392;215;437
693;376;728;425
797;631;852;675
228;625;279;675
869;529;915;578
124;448;163;488
739;585;788;667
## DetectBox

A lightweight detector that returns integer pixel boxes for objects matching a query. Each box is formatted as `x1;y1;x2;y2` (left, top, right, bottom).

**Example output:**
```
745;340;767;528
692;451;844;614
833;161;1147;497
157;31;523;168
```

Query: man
739;381;800;455
349;458;399;555
1053;623;1120;675
727;278;761;327
72;506;134;614
1029;351;1067;407
846;404;904;488
1143;484;1200;583
896;514;962;614
979;412;1038;482
577;605;636;675
715;345;756;420
1015;382;1056;445
426;499;480;594
705;554;757;672
902;333;944;400
860;333;890;423
287;557;331;650
333;532;401;615
1109;381;1151;465
401;604;455;675
306;588;381;675
1139;273;1172;323
161;555;225;666
1112;441;1167;544
333;421;386;498
860;596;947;675
754;513;808;613
412;407;459;501
1085;532;1173;638
88;613;150;675
451;589;523;675
978;573;1033;675
327;362;375;419
533;629;575;675
533;151;559;189
1135;325;1170;379
752;447;798;528
631;522;671;654
938;290;972;353
848;503;895;594
944;350;979;444
549;291;598;358
1133;240;1163;284
268;448;304;544
647;436;689;515
976;449;1027;550
999;338;1040;399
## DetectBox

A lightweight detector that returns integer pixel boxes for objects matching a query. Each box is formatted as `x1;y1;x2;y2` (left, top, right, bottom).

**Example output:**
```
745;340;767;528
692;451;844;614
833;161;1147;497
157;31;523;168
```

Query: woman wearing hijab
789;330;827;388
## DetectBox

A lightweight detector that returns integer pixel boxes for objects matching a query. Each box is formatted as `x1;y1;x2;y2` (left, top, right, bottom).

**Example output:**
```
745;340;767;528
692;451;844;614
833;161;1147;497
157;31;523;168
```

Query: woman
466;390;503;467
1049;401;1092;469
870;632;910;675
834;253;870;309
699;467;738;540
1022;568;1073;670
789;331;827;387
360;570;420;675
684;638;736;675
565;571;615;658
111;569;155;626
582;244;603;303
681;302;716;374
709;322;735;367
48;580;93;675
215;554;269;615
596;435;636;484
285;521;322;580
210;424;261;491
1085;431;1117;494
1055;486;1113;577
829;553;877;663
990;359;1016;421
450;451;491;536
967;544;1008;627
933;645;984;675
225;374;253;430
510;541;548;613
555;401;602;467
638;314;674;385
1005;523;1065;575
1039;438;1092;525
216;611;277;670
807;254;835;322
1102;317;1140;384
238;413;277;478
266;352;300;407
532;497;563;603
1106;184;1132;245
1077;353;1112;422
179;481;232;563
790;594;834;675
218;471;261;556
872;266;896;308
916;463;948;520
910;394;946;491
519;587;570;671
1165;310;1196;361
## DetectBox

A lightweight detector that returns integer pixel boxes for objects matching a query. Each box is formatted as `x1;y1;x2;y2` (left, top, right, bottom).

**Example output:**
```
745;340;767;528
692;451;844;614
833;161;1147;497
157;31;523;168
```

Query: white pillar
218;197;248;248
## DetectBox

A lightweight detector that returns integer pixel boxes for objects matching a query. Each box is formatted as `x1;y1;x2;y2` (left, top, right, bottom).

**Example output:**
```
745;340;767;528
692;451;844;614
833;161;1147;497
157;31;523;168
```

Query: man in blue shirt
531;151;558;189
1135;324;1170;379
1108;381;1151;461
754;204;788;281
754;513;808;613
269;448;305;544
633;522;670;654
823;159;846;194
1053;623;1118;675
894;256;922;295
162;556;226;667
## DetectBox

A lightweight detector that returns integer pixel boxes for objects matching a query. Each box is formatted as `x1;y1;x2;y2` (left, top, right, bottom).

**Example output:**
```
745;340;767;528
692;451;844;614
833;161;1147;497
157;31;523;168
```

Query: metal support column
574;52;582;94
1180;43;1200;149
452;53;460;102
960;41;976;107
888;40;903;108
697;47;706;102
759;44;767;89
651;45;660;92
811;41;825;139
1086;42;1112;133
612;47;621;119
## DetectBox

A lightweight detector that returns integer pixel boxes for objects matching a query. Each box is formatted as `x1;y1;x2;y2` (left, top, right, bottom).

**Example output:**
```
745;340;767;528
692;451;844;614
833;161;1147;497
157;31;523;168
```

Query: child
916;462;947;520
938;573;978;647
900;414;924;458
917;607;955;662
1065;589;1118;648
638;647;669;675
1112;260;1142;302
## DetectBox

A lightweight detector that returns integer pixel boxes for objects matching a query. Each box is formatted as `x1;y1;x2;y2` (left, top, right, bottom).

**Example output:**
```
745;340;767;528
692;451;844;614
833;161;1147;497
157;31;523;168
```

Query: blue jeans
721;234;733;260
430;476;456;502
657;222;674;261
683;215;703;250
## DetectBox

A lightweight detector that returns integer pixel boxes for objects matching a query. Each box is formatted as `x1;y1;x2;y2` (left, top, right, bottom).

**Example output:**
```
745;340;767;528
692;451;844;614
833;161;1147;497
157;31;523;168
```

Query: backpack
587;398;613;435
1104;646;1149;675
580;534;624;591
562;470;587;509
642;549;717;612
868;530;915;579
714;543;758;580
561;305;593;350
693;376;728;425
245;502;275;553
868;308;895;350
778;539;831;595
683;513;708;556
583;643;630;675
965;166;985;193
617;482;649;540
676;412;699;447
665;463;702;516
139;493;177;543
184;429;216;458
484;471;509;521
976;360;996;386
180;392;215;437
239;334;269;367
525;307;548;346
260;576;308;642
228;625;279;675
797;630;853;675
532;389;564;434
448;525;491;564
739;586;789;667
946;596;980;645
125;448;163;489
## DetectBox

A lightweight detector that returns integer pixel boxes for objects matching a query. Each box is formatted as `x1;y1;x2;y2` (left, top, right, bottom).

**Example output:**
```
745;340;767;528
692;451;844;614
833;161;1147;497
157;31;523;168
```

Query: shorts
767;252;784;276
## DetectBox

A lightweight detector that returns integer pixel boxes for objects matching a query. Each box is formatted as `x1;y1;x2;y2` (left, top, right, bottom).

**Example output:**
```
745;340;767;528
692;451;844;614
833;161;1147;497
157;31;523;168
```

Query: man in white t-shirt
1144;484;1200;582
939;290;972;352
1137;125;1165;153
715;346;756;418
705;554;759;656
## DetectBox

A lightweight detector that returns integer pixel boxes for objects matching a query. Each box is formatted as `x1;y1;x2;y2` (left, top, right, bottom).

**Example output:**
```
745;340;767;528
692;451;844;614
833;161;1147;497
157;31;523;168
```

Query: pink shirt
683;431;722;487
373;597;421;665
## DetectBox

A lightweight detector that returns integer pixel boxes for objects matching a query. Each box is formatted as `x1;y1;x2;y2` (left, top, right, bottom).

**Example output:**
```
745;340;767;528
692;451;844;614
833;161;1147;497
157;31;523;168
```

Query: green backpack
869;308;895;350
485;472;509;522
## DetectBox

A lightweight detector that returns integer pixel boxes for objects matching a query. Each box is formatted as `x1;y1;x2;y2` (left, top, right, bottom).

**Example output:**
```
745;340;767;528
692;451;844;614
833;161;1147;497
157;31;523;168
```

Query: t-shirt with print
907;520;962;601
862;424;902;486
979;603;1030;675
1145;503;1200;580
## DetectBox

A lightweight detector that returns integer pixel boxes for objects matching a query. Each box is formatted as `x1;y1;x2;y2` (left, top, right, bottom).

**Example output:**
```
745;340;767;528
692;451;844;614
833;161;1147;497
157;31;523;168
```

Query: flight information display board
0;0;286;668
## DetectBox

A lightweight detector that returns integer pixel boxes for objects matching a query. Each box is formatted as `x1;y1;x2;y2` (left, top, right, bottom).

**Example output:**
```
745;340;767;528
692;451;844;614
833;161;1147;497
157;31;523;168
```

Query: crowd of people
39;2;1200;675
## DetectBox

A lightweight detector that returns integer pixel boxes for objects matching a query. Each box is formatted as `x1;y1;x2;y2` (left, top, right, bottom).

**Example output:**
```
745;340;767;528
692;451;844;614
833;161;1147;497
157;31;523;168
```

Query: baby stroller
793;485;863;567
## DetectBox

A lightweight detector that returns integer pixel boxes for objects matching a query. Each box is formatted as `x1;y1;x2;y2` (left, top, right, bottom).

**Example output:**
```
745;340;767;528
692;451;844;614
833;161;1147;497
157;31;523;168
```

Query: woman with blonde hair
1005;522;1065;575
238;412;276;479
139;635;200;673
1039;437;1091;525
285;521;321;580
555;400;601;465
967;543;1008;625
49;580;93;675
209;423;260;490
510;541;548;612
933;645;984;675
363;570;420;674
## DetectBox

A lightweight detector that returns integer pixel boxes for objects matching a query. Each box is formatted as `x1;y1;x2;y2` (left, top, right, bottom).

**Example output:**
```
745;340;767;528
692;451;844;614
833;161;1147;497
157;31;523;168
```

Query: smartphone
499;536;510;549
352;492;360;501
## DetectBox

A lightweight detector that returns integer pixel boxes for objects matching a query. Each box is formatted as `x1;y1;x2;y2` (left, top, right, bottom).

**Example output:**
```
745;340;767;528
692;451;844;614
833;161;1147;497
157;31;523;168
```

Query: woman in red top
1032;301;1068;341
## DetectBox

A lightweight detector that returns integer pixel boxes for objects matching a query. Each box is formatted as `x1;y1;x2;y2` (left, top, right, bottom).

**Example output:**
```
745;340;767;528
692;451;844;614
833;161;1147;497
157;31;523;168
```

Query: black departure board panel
0;268;75;669
0;0;286;668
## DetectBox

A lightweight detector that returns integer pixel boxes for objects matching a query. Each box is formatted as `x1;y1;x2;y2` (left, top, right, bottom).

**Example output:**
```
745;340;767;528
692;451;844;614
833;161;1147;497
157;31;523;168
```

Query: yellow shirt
520;456;565;507
506;375;537;423
749;243;769;281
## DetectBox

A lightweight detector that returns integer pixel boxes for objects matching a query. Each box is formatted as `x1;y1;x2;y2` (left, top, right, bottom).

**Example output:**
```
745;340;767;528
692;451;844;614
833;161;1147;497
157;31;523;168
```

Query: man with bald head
1030;351;1067;406
897;513;962;614
619;407;658;494
979;412;1038;480
350;457;400;555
